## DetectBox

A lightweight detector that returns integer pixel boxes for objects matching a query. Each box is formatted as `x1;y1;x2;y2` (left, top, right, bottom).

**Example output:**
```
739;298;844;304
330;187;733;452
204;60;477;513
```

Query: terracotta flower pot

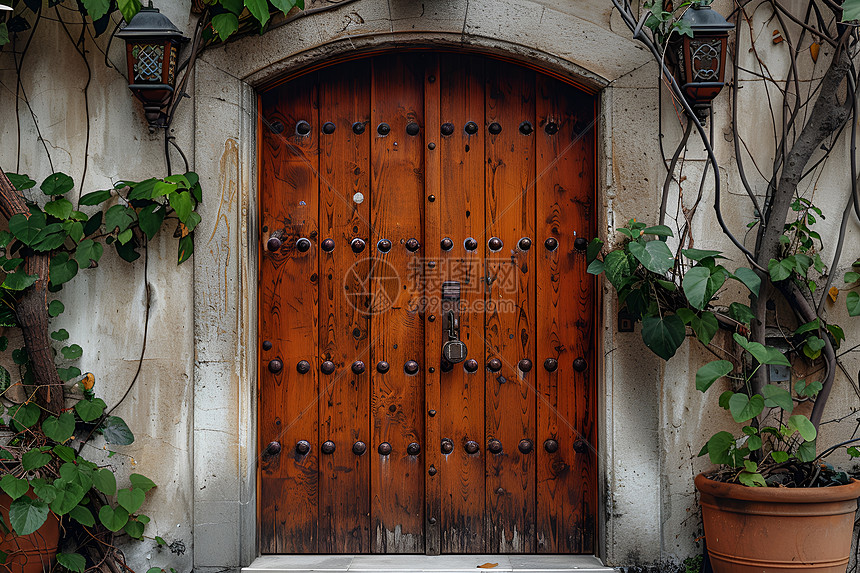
0;493;60;573
695;472;860;572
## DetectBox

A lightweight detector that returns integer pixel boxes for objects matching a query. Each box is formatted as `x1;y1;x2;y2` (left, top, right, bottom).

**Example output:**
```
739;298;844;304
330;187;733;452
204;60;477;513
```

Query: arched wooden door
258;53;596;555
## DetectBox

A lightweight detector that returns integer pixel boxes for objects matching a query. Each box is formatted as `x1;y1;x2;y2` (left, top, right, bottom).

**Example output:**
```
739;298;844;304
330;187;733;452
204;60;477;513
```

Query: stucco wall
0;0;858;571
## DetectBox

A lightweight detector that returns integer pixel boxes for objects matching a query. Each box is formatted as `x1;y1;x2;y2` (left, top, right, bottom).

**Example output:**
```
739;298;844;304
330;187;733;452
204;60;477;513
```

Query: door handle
441;281;468;364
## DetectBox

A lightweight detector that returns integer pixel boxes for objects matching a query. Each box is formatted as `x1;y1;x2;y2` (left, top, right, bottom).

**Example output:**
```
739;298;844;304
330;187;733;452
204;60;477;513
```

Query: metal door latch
441;281;467;364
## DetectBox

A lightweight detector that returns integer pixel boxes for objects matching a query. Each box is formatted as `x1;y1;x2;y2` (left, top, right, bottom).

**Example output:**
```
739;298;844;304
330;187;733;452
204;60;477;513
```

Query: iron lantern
116;2;186;129
670;4;734;120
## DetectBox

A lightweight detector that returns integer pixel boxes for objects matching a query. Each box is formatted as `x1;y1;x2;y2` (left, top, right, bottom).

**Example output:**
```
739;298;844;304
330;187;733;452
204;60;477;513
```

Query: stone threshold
243;554;614;572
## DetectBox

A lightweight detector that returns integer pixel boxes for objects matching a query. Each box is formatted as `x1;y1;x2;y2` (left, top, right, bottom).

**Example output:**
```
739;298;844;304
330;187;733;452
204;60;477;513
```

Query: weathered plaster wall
1;0;858;571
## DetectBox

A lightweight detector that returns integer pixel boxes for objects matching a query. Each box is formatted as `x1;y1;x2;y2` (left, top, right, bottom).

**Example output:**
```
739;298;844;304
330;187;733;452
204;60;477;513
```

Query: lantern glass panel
132;43;164;83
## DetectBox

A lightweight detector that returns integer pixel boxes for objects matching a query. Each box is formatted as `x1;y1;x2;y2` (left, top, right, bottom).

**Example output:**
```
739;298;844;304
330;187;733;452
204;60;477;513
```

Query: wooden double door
258;53;596;555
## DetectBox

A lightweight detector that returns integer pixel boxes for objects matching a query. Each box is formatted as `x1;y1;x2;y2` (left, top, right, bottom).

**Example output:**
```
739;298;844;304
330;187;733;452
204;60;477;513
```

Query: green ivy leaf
641;224;673;237
211;12;240;42
74;397;107;422
129;473;156;493
0;475;30;500
738;469;766;487
98;505;129;532
728;393;765;423
695;360;732;392
728;302;755;325
61;344;83;360
747;435;763;450
57;367;82;382
628;240;674;275
69;505;95;527
681;248;724;261
9;211;46;245
2;270;38;291
117;487;145;514
5;173;36;191
42;412;75;443
44;199;74;221
847;291;860;317
762;384;793;413
9;497;49;535
41;173;74;196
690;311;719;345
116;0;142;23
682;265;726;310
641;314;686;360
48;300;65;317
844;271;860;284
31;223;68;252
9;403;39;430
124;518;145;539
220;0;244;14
75;239;104;268
603;250;633;290
803;336;826;359
844;0;860;20
706;431;735;465
797;439;817;462
168;191;193;224
51;329;70;341
50;481;85;516
49;252;79;287
79;190;112;206
30;478;56;504
788;415;817;441
771;450;789;463
92;469;117;496
138;204;166;240
103;416;135;445
104;205;136;234
795;318;820;336
53;445;77;463
178;234;194;265
795;379;823;398
586;259;604;275
56;552;86;573
768;257;795;282
244;0;271;27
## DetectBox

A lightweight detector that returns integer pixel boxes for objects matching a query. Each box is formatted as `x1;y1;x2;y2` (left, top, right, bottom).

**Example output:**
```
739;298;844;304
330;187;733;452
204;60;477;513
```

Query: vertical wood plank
423;54;443;557
369;54;426;554
258;78;320;554
484;61;537;554
318;60;372;553
535;75;597;554
437;54;488;554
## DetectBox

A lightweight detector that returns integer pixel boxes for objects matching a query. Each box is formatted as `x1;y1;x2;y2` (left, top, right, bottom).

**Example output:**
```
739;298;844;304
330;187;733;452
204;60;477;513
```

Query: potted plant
587;218;860;572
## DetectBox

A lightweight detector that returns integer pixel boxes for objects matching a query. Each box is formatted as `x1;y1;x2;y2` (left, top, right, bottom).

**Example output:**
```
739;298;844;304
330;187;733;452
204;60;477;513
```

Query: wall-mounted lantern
670;4;734;120
117;2;186;129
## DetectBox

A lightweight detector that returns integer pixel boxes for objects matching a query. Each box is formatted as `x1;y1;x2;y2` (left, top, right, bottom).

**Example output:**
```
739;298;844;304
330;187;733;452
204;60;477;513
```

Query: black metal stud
377;239;392;253
464;237;478;251
322;122;336;134
270;121;284;134
465;121;479;135
377;123;390;136
321;441;336;454
518;359;533;372
488;122;502;135
265;441;281;456
407;442;421;455
488;237;503;252
406;123;420;136
488;439;502;454
545;237;559;251
378;442;392;455
441;237;454;251
464;359;479;373
441;439;454;454
351;238;366;253
465;441;480;454
544;439;559;453
518;237;532;251
405;360;420;375
352;122;366;134
441;123;455;136
296;360;310;374
428;142;436;150
573;440;588;454
574;237;588;251
428;409;436;417
519;121;533;135
428;195;436;203
296;121;311;136
518;439;534;454
352;361;366;374
295;440;310;455
440;360;453;373
545;122;559;135
487;358;502;372
268;359;283;374
573;358;587;372
544;358;558;372
405;238;421;252
321;360;336;375
321;238;335;252
352;441;367;455
267;237;282;252
262;340;273;351
428;465;436;476
429;517;437;524
377;361;390;374
296;238;311;252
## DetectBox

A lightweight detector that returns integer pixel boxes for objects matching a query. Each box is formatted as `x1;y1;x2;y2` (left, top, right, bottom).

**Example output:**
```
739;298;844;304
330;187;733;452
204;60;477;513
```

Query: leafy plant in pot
587;219;860;573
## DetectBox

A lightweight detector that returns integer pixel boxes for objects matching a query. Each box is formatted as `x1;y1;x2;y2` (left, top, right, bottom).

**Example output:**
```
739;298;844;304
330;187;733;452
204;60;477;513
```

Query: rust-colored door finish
258;53;597;555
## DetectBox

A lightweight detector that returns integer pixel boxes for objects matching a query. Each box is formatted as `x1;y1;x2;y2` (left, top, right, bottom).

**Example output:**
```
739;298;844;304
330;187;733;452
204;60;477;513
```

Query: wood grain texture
259;77;320;553
437;54;488;554
318;61;372;553
369;54;426;554
484;60;537;554
535;74;597;554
